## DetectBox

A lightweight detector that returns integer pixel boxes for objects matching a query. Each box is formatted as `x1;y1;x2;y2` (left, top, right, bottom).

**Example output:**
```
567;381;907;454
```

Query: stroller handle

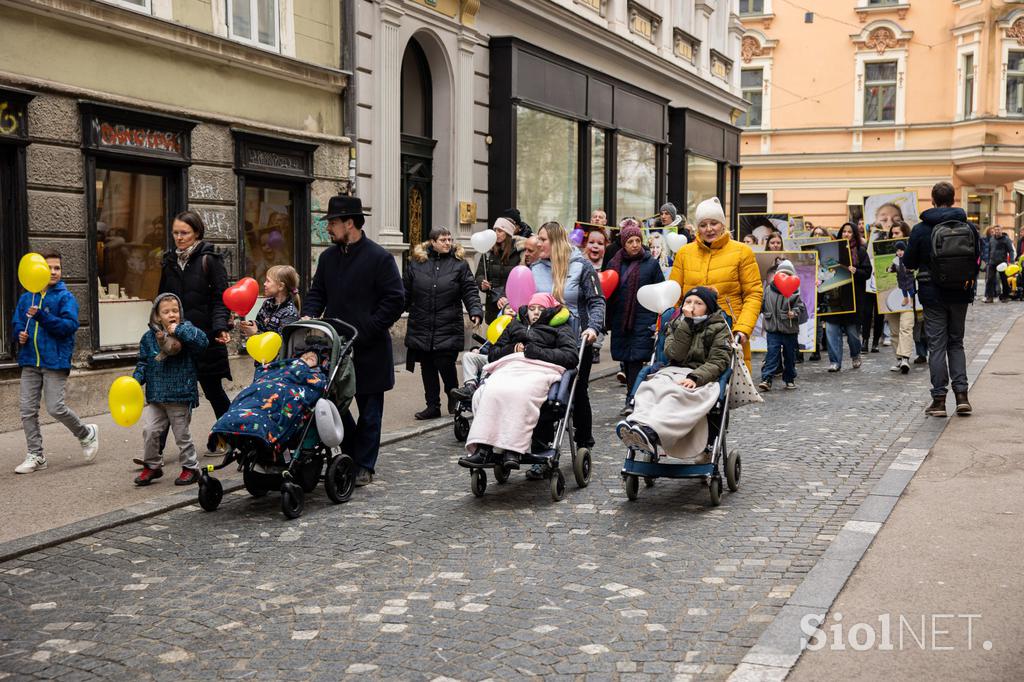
322;318;359;357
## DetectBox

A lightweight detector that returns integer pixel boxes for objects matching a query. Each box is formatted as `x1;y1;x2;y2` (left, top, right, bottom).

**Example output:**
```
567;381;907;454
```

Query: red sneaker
174;468;198;486
134;466;164;486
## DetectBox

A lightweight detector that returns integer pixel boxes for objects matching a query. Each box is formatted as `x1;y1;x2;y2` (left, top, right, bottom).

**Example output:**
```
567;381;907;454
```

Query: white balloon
996;262;1008;272
665;232;688;253
637;280;683;314
470;229;498;253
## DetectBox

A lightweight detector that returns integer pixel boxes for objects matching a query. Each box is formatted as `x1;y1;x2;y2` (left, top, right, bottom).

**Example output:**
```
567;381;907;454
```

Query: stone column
376;2;405;244
455;33;477;238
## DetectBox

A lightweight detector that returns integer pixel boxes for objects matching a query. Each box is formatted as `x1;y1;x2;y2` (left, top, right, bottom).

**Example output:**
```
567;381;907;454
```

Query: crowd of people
10;181;1005;484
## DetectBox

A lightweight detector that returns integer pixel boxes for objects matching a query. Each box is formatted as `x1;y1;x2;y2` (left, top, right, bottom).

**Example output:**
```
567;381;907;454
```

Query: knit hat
660;202;678;219
683;286;719;314
895;240;907;251
493;217;516;237
775;259;796;275
528;292;559;309
694;197;726;225
502;208;523;226
619;223;642;246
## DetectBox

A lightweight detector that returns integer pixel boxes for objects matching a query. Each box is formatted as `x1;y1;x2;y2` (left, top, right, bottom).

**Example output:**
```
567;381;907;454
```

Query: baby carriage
452;333;489;443
198;318;358;519
620;309;742;506
458;343;592;501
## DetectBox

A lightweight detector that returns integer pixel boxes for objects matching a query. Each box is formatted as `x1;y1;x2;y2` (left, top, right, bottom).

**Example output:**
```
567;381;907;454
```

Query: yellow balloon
109;376;145;427
246;331;283;364
487;314;513;345
18;253;51;293
1005;264;1021;277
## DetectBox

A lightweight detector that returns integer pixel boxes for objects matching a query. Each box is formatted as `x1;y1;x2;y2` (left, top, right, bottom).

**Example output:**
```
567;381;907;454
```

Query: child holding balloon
132;293;209;486
757;260;807;392
12;251;99;474
239;265;301;346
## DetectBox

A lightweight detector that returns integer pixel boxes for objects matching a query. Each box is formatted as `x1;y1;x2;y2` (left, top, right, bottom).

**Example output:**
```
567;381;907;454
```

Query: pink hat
528;292;559;309
493;217;516;237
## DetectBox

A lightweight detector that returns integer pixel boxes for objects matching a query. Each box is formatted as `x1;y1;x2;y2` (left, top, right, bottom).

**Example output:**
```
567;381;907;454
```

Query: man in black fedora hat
303;195;405;486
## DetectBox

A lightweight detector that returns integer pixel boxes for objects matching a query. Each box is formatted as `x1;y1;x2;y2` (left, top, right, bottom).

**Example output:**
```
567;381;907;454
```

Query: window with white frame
864;61;897;123
739;0;764;15
740;69;764;128
1008;51;1024;117
228;0;279;50
101;0;151;12
867;0;899;5
962;52;975;119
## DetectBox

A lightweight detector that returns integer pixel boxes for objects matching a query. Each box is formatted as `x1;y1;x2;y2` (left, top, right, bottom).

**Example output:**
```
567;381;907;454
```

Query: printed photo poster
738;213;790;248
801;239;857;316
750;251;819;353
873;238;920;313
604;221;682;277
864;192;919;241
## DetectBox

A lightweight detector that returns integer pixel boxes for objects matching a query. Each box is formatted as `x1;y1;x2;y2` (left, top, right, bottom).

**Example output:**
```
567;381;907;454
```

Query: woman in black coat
158;210;232;450
404;227;483;420
475;218;523;322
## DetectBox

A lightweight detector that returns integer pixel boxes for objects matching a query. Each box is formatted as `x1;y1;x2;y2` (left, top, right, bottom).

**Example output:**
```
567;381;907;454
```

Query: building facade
736;0;1024;233
352;0;747;263
0;0;349;427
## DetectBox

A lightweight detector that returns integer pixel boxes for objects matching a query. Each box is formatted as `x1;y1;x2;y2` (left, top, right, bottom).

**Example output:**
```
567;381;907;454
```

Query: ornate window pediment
851;20;913;55
741;30;777;64
1000;12;1024;46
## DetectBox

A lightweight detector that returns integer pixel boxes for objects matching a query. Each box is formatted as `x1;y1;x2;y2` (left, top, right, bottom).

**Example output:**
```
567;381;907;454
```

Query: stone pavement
0;303;1017;680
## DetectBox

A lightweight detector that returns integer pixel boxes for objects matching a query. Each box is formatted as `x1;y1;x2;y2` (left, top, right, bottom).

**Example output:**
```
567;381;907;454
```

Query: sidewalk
0;352;619;545
786;316;1024;679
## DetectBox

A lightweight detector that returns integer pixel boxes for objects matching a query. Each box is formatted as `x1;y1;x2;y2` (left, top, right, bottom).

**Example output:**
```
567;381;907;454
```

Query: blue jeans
342;392;385;473
762;332;798;382
825;322;862;367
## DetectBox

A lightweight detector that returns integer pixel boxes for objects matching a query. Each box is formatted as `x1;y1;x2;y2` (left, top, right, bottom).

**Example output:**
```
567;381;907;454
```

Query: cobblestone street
0;304;1015;681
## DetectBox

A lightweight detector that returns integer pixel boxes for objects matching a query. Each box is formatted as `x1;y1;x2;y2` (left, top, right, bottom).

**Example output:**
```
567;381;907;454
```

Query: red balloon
773;272;800;298
599;269;620;299
223;277;259;316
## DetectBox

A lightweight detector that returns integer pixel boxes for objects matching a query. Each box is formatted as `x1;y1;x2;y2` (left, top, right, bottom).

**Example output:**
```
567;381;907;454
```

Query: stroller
620;309;742;506
458;343;592;501
452;333;489;443
197;318;358;519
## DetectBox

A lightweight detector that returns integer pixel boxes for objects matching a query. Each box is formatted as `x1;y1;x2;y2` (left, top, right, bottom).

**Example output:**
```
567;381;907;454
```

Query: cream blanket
466;353;566;455
626;366;721;460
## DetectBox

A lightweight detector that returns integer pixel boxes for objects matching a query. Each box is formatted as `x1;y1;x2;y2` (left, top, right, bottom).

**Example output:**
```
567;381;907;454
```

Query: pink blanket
466;353;566;455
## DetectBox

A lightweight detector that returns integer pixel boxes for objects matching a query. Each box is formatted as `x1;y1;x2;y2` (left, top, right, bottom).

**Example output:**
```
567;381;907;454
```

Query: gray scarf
176;241;201;271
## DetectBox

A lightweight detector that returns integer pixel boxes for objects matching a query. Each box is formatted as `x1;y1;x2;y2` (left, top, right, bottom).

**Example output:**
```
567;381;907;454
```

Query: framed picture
801;239;857;316
750;251;818;353
738;213;790;247
873;238;920;313
864;191;919;241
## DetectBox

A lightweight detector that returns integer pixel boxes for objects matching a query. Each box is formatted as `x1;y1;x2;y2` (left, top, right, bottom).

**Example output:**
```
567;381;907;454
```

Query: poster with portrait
603;221;682;277
800;239;857;316
738;213;790;247
864;192;919;241
872;238;920;313
750;251;818;354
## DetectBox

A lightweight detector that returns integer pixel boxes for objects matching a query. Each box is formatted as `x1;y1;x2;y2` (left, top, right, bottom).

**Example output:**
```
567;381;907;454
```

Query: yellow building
736;0;1024;233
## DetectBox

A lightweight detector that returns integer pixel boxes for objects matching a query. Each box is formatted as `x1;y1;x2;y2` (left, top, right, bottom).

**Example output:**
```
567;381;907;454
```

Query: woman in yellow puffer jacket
668;197;763;369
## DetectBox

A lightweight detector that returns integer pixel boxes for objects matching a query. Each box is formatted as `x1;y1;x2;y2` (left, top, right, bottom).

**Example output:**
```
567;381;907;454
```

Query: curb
728;309;1023;682
0;364;621;564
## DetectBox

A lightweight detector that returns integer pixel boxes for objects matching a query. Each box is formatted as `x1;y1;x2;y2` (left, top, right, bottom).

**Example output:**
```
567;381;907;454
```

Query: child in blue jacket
12;252;98;474
132;293;209;486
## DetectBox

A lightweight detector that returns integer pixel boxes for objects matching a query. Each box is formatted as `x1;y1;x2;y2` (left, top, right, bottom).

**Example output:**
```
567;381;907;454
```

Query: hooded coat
761;283;808;335
12;281;79;370
663;310;733;387
132;293;209;406
608;250;664;362
158;241;231;379
488;304;579;370
904;207;981;306
404;241;483;354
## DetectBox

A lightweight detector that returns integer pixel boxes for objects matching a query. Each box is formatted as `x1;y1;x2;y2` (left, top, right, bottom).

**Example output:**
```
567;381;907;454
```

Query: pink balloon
505;265;536;310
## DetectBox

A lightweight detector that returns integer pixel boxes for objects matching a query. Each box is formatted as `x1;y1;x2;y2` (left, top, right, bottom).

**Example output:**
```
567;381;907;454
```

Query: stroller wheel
725;451;741;492
198;477;223;512
709;476;723;507
572;448;592;488
623;474;640;501
549;469;566;501
325;454;355;504
281;481;305;519
243;466;269;498
470;468;487;497
493;463;510;484
453;416;470;442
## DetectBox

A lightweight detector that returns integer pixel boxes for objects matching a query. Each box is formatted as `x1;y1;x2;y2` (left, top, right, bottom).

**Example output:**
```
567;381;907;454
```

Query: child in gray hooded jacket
759;260;808;391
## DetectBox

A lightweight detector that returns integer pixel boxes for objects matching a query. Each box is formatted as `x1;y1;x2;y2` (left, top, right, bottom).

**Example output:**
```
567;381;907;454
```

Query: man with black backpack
903;182;981;418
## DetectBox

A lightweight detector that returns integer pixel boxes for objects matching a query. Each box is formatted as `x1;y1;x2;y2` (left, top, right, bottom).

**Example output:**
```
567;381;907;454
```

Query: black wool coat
158;241;231;379
404;242;482;354
488;305;579;370
302;235;406;394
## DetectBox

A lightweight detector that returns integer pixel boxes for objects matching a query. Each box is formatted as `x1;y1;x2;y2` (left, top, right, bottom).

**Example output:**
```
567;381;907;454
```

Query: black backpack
930;221;978;290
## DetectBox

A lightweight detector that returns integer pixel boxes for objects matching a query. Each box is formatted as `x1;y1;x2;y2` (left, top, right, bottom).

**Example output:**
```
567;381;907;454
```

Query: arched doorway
400;38;436;251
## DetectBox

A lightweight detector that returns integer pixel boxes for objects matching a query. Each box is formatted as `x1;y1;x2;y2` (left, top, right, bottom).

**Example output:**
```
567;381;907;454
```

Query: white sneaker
80;424;99;462
827;363;840;372
889;364;901;372
15;453;47;474
882;338;892;347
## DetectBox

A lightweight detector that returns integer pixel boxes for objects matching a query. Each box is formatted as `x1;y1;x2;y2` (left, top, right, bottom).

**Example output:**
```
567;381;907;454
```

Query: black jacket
904;207;980;306
158;241;231;379
303;235;406;394
475;245;523;322
987;234;1015;267
489;305;579;370
404;242;482;353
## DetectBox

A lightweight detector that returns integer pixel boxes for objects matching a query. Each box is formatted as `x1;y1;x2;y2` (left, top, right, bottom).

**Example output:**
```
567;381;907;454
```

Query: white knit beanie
694;197;726;225
493;217;516;237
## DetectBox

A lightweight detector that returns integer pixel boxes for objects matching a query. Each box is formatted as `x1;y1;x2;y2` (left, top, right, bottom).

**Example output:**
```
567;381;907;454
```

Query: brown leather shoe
954;392;972;416
924;397;947;417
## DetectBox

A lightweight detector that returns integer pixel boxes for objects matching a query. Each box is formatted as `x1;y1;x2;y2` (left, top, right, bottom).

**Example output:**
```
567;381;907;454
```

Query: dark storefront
0;87;33;366
667;108;742;234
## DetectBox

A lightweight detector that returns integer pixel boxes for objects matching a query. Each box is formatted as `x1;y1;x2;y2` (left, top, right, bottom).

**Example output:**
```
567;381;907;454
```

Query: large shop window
515;106;578;229
94;166;171;347
0;88;32;363
685;154;719;223
616;135;657;221
590;128;606;215
243;183;295;283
